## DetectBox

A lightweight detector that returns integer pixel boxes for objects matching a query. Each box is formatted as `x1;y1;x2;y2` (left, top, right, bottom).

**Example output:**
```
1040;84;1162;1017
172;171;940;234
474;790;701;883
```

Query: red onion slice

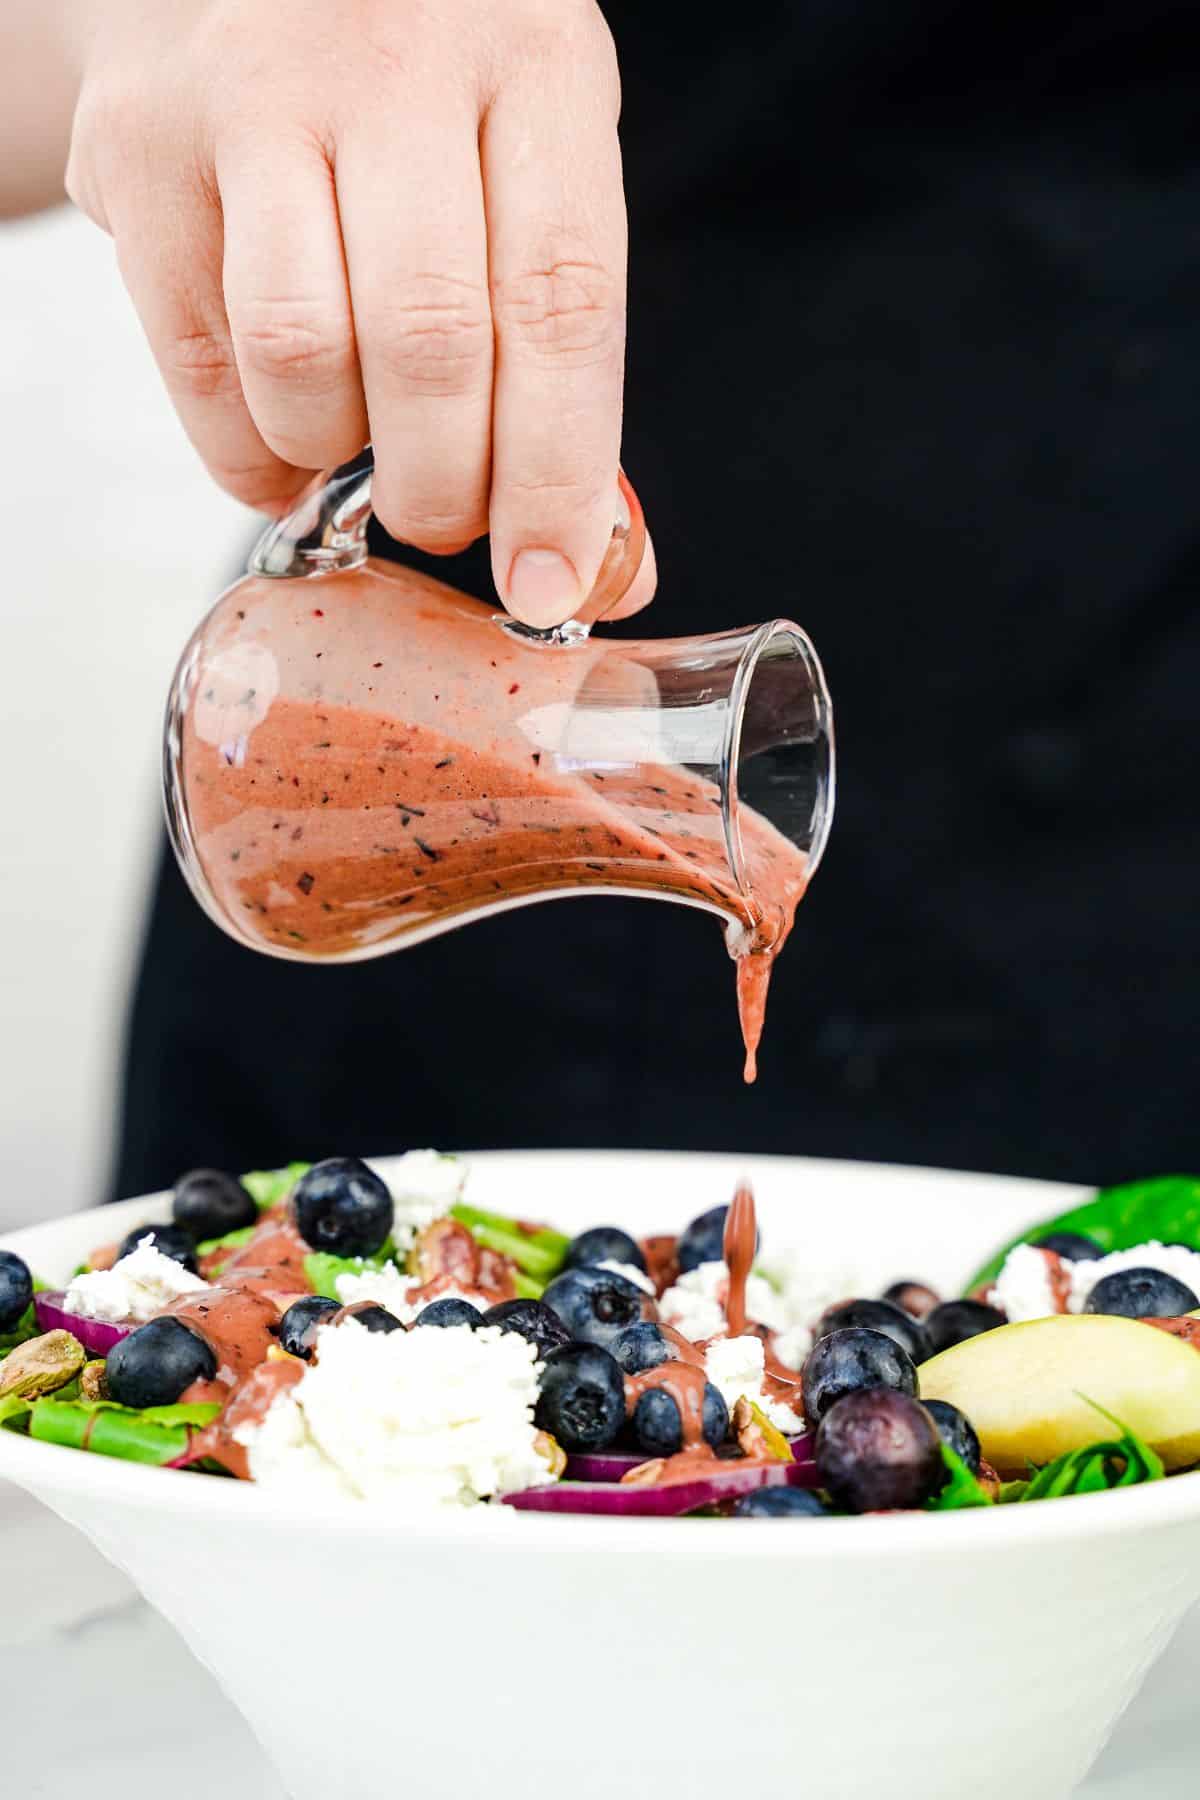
565;1432;814;1485
563;1448;646;1481
503;1458;817;1516
33;1292;135;1356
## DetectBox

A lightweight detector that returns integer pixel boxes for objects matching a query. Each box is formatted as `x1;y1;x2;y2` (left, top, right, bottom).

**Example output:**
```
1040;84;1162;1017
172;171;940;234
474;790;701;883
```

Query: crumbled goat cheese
704;1334;804;1435
386;1149;468;1252
762;1391;805;1435
763;1251;882;1368
661;1250;887;1371
705;1333;765;1413
660;1291;723;1343
992;1243;1061;1323
659;1260;786;1344
239;1318;553;1505
334;1262;489;1326
992;1238;1200;1322
63;1237;209;1324
770;1327;812;1373
596;1259;656;1296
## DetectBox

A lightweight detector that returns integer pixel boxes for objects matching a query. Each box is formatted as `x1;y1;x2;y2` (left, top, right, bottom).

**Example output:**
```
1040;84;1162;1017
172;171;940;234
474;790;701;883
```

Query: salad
3;1159;1200;1517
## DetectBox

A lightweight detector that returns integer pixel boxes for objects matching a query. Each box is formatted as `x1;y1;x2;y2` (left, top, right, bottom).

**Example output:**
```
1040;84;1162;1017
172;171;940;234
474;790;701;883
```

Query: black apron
110;3;1200;1195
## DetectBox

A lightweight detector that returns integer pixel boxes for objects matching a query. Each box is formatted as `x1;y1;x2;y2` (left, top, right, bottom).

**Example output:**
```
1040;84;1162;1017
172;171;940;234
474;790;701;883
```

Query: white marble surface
2;1483;287;1798
0;208;249;1232
1;1481;1193;1798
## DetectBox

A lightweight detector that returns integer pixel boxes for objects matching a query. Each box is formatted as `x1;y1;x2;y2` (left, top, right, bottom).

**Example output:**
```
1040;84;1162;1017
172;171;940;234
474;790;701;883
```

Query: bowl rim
4;1149;1200;1558
6;1422;1200;1554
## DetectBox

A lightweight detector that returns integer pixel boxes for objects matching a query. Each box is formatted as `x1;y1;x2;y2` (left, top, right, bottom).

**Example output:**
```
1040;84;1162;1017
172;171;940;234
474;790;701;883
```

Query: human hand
66;0;655;624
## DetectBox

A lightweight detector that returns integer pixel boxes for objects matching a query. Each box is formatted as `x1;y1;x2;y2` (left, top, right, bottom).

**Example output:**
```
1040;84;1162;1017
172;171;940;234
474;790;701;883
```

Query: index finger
482;31;627;628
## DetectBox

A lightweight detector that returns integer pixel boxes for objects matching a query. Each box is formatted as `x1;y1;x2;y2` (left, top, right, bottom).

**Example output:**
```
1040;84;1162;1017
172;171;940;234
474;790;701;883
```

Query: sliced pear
918;1314;1200;1475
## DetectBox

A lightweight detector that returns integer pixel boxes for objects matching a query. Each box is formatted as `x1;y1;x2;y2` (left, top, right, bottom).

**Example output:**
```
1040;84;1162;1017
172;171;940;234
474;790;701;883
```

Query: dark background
112;3;1200;1196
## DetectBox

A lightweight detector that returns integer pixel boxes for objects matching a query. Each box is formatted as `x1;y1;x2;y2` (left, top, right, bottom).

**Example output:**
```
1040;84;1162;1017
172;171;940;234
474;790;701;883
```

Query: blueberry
676;1205;728;1273
535;1344;626;1450
632;1381;728;1456
609;1321;676;1375
0;1250;34;1332
923;1299;1007;1357
563;1227;647;1274
1032;1231;1103;1263
416;1297;484;1329
814;1298;928;1365
481;1298;571;1359
922;1398;982;1475
802;1327;917;1425
172;1169;257;1242
343;1303;403;1334
106;1316;217;1408
1085;1268;1200;1319
117;1224;199;1274
815;1389;945;1513
732;1488;828;1518
881;1281;941;1322
277;1295;340;1358
291;1157;393;1258
542;1265;649;1350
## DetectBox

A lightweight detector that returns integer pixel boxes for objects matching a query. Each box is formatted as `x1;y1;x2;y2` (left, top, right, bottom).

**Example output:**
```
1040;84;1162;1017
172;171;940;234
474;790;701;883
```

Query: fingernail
507;548;581;627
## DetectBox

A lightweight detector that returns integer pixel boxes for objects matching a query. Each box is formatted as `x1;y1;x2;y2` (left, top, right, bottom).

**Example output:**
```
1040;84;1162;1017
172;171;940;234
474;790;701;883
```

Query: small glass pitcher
163;452;835;1075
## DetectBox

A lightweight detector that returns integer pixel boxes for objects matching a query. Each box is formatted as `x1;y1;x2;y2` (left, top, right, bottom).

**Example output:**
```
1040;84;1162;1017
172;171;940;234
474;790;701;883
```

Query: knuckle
367;277;492;396
374;492;487;555
594;10;620;76
575;7;621;101
516;1;611;56
66;81;143;226
506;470;606;503
277;418;367;469
163;329;243;403
64;153;103;230
70;79;130;161
491;258;623;367
64;124;99;221
501;468;611;526
233;300;353;392
509;5;620;105
208;459;301;513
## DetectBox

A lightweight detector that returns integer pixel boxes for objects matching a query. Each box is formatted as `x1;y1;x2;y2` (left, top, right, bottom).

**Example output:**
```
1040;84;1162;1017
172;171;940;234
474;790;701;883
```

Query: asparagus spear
451;1203;570;1281
241;1162;312;1211
29;1398;222;1466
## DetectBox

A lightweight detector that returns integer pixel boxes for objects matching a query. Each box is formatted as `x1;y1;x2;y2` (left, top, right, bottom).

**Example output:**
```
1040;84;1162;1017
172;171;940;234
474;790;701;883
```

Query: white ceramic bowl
4;1151;1200;1800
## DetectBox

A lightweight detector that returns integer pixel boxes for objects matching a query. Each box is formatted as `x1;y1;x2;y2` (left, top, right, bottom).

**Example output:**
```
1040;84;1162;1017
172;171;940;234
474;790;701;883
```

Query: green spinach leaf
926;1445;993;1510
0;1392;32;1431
0;1302;38;1360
997;1404;1163;1503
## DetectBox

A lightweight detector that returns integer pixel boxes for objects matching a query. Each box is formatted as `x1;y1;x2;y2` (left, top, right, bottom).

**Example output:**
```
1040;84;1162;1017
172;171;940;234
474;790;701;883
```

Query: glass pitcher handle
249;447;645;633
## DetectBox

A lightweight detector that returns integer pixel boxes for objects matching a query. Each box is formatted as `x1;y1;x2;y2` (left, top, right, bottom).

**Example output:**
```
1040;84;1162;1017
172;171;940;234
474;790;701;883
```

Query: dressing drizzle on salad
10;1154;1199;1517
